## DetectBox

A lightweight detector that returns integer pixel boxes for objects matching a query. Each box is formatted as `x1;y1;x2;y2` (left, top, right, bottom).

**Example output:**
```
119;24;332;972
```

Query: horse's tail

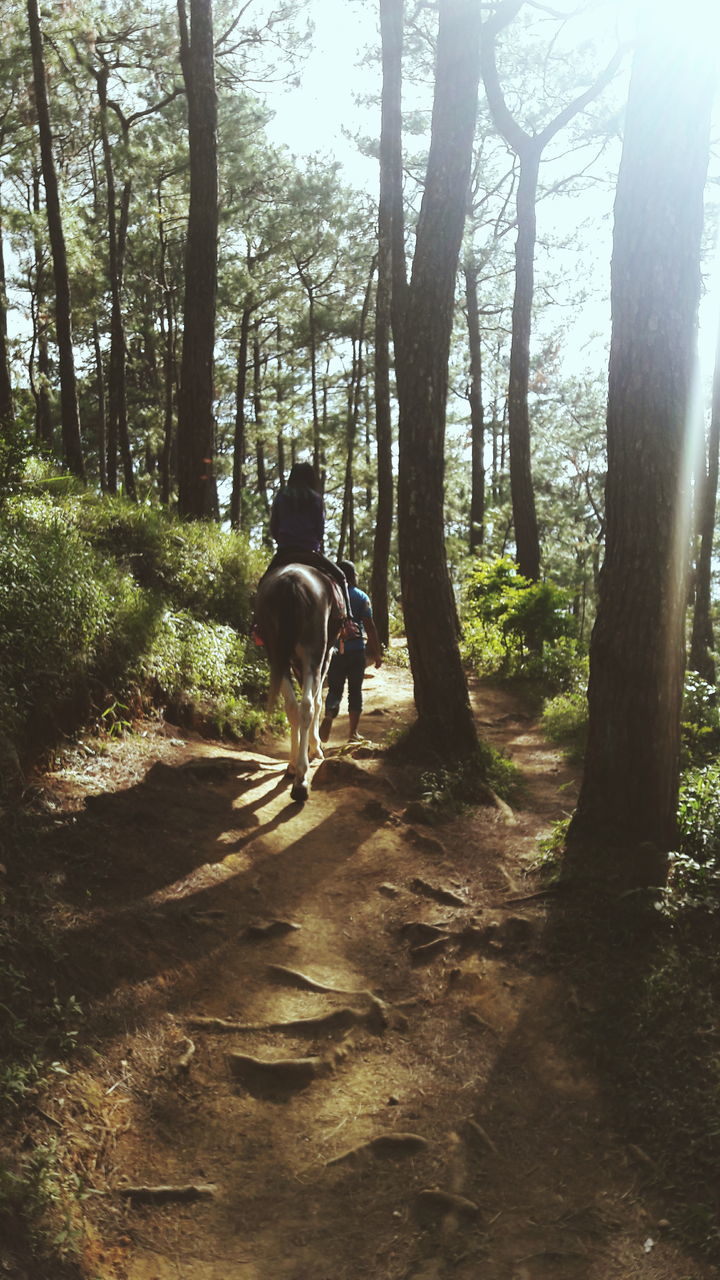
266;576;298;710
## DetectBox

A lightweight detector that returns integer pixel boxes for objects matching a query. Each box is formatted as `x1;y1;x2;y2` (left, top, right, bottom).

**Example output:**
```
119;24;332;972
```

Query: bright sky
264;0;379;189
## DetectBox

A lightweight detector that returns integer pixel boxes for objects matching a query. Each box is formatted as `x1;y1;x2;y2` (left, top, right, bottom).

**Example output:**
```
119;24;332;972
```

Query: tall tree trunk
158;184;177;505
31;171;54;452
92;321;107;492
506;145;541;579
465;261;485;555
0;215;15;439
275;323;286;489
396;0;481;756
339;262;374;560
177;0;218;519
690;313;720;683
27;0;84;479
568;28;714;872
371;0;404;648
230;304;252;530
96;68;135;500
481;1;620;580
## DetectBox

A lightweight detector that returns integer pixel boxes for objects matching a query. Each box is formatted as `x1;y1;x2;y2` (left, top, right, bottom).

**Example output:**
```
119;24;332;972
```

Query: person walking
319;560;383;743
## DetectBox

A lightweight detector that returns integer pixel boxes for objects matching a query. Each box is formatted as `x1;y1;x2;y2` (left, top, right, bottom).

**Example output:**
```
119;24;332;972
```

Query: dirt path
18;654;718;1279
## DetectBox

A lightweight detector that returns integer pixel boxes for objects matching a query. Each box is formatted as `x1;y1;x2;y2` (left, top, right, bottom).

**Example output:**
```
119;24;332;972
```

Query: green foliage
681;670;720;767
419;741;520;814
70;495;264;631
660;763;720;917
0;494;272;771
462;556;581;691
541;676;589;762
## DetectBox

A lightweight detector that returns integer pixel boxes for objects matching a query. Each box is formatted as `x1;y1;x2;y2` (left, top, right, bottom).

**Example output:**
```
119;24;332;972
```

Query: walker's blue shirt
342;586;372;653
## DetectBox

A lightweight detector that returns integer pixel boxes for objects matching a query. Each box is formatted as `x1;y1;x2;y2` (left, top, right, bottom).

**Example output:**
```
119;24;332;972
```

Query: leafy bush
420;741;520;812
0;494;271;766
462;556;580;690
69;494;265;630
664;763;720;915
681;670;720;767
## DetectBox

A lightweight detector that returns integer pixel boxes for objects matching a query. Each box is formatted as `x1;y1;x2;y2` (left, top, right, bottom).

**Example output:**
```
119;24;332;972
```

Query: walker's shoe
319;716;333;743
348;731;362;743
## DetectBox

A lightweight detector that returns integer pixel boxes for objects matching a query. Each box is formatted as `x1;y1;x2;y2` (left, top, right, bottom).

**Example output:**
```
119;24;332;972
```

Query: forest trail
17;650;717;1280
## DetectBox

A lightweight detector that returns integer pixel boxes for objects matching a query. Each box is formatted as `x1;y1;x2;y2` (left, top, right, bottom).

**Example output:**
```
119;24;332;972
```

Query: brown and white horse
255;563;344;802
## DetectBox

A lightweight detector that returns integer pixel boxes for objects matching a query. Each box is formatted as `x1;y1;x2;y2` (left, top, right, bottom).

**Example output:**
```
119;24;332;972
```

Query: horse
255;563;344;802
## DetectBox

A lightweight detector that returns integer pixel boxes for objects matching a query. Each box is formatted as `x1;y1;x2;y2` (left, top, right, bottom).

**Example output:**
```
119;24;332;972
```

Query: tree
690;313;720;684
480;0;621;580
177;0;219;519
568;20;715;872
27;0;84;479
371;0;405;648
396;0;481;756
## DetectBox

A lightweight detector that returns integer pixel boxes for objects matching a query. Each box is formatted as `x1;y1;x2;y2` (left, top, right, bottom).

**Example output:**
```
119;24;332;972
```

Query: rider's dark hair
284;461;318;507
338;559;357;588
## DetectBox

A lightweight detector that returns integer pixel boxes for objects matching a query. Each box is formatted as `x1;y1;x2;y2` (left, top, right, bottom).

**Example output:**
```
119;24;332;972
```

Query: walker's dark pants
324;650;366;717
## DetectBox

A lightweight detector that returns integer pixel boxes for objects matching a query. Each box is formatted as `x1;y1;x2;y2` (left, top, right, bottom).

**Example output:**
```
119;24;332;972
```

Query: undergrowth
0;493;270;794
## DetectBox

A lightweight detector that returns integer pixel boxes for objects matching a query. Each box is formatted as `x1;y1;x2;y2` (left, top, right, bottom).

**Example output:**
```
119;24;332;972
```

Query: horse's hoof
291;780;309;803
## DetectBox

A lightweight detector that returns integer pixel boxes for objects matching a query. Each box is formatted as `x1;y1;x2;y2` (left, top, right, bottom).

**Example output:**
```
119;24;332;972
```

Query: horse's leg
309;649;331;759
291;664;317;802
281;676;299;776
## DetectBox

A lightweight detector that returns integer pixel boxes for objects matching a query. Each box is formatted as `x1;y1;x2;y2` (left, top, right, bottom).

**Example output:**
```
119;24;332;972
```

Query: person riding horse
255;463;357;641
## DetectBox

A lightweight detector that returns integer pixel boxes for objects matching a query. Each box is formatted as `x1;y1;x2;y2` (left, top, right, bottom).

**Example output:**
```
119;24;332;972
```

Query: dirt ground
6;647;718;1280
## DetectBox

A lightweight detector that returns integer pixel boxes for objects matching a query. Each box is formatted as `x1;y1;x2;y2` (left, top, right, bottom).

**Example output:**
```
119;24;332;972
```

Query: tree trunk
96;69;136;500
27;0;84;479
92;322;107;492
158;183;177;505
689;314;720;683
396;0;481;757
464;261;485;555
569;30;714;869
0;215;15;439
31;171;54;452
370;0;403;649
230;304;252;530
507;145;540;579
177;0;218;519
481;4;621;580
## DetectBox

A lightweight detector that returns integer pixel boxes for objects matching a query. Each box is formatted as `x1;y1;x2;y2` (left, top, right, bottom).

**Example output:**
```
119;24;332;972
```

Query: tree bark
396;0;482;756
230;304;252;530
569;29;714;867
371;0;404;648
0;214;15;440
92;321;107;492
690;314;720;683
464;261;485;555
481;1;620;579
177;0;218;519
27;0;84;479
30;170;54;452
95;66;135;499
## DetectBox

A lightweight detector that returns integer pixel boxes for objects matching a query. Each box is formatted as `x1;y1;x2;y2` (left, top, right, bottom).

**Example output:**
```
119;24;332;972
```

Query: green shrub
462;556;581;691
542;677;589;762
681;670;720;767
664;763;720;915
69;494;264;630
0;494;272;762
